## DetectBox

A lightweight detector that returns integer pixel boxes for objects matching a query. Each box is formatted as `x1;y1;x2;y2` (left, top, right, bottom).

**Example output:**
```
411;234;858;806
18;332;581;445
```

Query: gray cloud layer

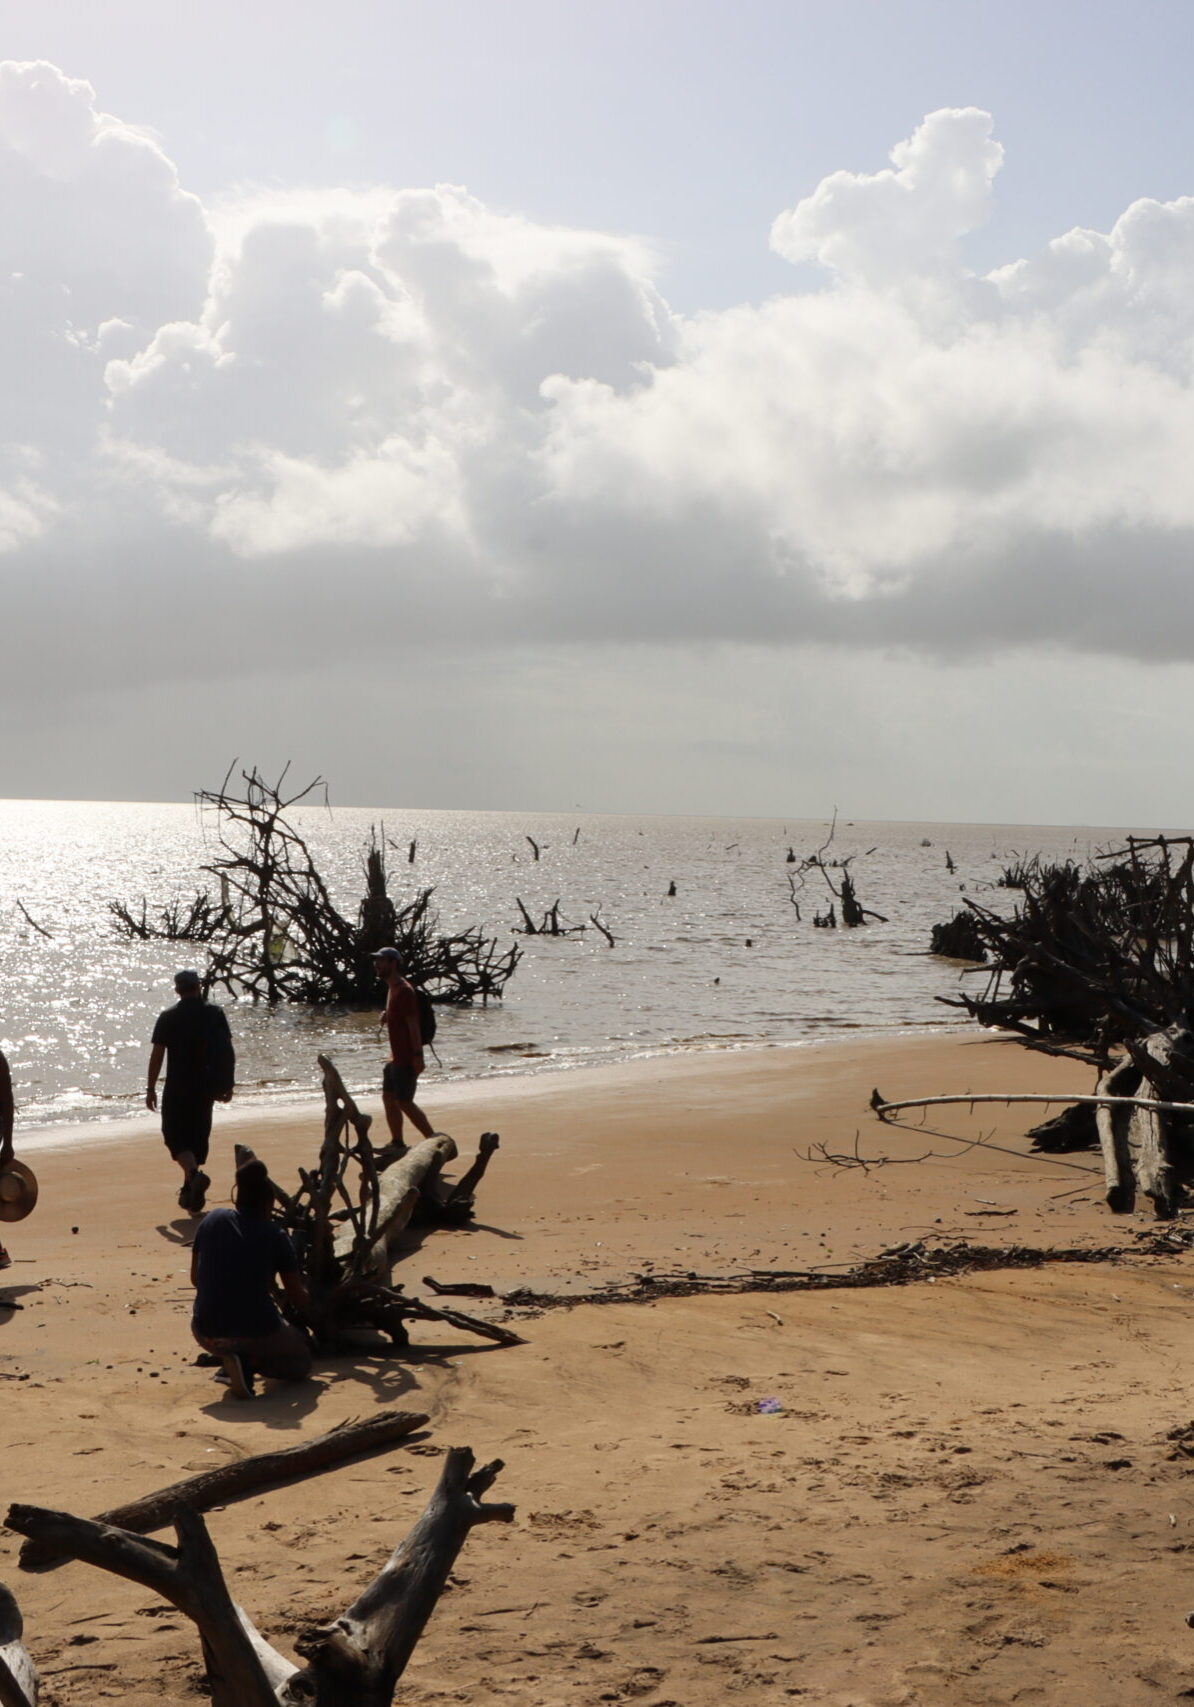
4;65;1194;710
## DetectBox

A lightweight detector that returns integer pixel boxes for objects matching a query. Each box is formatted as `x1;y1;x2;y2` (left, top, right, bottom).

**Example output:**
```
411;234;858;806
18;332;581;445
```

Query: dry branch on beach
4;1447;515;1705
17;1410;429;1572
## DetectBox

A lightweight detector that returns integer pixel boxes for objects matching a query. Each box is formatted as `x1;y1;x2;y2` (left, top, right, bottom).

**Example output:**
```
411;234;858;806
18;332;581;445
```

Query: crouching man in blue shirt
191;1159;313;1400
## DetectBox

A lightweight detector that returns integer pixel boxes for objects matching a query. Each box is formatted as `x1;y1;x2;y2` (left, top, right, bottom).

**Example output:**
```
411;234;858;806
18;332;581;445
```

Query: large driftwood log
1123;1027;1190;1218
18;1408;428;1572
294;1447;514;1703
333;1136;458;1276
6;1447;514;1706
0;1585;37;1707
9;1504;289;1707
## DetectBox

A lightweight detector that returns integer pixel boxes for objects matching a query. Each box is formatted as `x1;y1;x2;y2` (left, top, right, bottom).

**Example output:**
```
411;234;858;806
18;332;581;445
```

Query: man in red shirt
373;947;436;1150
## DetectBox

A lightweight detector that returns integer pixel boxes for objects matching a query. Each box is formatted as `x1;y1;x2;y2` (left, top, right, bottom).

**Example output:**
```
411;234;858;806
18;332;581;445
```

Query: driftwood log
332;1135;458;1277
18;1409;428;1572
237;1056;516;1354
5;1447;514;1706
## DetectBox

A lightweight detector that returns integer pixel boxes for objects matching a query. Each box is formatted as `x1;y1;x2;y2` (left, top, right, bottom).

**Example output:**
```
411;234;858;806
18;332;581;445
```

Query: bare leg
381;1090;405;1147
400;1097;435;1140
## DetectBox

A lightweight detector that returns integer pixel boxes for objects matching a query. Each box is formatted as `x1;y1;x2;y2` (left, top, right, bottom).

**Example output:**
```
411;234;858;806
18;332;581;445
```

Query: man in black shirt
146;970;235;1213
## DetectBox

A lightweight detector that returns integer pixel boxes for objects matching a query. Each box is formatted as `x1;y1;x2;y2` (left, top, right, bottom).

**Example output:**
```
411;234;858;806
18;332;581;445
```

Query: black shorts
161;1088;214;1163
382;1061;419;1102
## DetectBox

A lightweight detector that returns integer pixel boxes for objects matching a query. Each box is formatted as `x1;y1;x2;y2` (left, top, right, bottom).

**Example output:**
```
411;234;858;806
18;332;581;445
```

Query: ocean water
0;799;1154;1129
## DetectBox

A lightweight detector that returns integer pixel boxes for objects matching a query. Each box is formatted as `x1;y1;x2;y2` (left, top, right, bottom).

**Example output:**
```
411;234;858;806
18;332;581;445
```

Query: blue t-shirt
191;1207;299;1338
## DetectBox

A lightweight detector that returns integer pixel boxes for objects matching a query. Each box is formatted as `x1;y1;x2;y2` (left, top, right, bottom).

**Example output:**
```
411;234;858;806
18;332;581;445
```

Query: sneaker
189;1171;211;1213
219;1353;254;1400
0;1245;10;1271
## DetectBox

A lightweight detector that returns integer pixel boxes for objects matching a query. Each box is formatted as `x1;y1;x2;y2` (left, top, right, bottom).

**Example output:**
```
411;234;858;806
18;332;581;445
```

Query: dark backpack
415;986;437;1046
201;1005;236;1098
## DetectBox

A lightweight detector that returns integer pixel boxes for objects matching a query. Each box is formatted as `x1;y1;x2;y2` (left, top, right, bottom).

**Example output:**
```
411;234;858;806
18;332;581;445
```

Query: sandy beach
5;1031;1194;1704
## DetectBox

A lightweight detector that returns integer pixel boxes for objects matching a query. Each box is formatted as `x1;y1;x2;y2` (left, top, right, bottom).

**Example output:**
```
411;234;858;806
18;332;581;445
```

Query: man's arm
0;1049;13;1163
146;1043;165;1112
281;1270;309;1310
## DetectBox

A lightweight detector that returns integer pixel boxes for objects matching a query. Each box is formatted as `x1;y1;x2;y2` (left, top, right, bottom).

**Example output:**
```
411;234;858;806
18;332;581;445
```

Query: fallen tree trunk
6;1448;514;1706
333;1136;457;1276
293;1447;514;1702
1125;1028;1187;1218
18;1408;428;1572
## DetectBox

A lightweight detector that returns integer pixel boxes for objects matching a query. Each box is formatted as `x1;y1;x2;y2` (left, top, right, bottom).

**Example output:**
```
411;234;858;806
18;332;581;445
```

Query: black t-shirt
192;1208;299;1338
151;999;232;1095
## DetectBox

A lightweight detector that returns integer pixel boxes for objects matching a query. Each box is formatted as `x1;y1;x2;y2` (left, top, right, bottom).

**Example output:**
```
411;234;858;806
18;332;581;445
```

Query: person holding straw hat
0;1049;11;1269
0;1048;38;1268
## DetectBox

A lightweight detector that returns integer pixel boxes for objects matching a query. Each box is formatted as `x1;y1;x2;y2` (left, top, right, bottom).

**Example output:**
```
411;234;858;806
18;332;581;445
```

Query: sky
3;1;1194;823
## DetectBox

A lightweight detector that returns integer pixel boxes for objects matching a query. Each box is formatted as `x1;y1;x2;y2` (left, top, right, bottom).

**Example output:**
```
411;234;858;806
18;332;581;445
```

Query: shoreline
14;1019;991;1153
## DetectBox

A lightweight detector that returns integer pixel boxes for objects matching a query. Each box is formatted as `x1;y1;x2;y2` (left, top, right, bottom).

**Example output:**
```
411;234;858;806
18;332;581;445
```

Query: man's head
371;947;404;981
233;1158;274;1218
174;969;203;998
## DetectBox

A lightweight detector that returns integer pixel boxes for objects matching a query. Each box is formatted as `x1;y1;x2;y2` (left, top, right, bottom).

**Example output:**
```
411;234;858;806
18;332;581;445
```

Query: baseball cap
371;946;402;962
174;968;202;992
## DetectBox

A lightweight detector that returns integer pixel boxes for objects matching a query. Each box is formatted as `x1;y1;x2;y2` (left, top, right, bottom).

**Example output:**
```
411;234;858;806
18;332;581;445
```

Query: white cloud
4;66;1194;672
769;107;1004;282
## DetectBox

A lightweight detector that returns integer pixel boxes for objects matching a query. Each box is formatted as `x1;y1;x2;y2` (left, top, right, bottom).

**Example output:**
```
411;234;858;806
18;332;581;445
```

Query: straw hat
0;1159;38;1223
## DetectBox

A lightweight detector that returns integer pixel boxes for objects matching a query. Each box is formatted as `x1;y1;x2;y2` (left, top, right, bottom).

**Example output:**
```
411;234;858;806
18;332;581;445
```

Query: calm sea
0;800;1153;1130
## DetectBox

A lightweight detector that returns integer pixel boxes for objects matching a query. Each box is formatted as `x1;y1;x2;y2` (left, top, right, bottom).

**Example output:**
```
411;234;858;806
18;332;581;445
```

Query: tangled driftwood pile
919;836;1194;1217
240;1053;521;1353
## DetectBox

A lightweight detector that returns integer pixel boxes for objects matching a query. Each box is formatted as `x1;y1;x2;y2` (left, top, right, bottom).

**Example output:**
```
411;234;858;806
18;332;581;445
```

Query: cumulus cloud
6;65;1194;703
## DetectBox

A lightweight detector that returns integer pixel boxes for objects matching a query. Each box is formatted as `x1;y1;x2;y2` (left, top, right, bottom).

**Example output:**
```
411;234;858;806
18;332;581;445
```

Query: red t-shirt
385;979;422;1067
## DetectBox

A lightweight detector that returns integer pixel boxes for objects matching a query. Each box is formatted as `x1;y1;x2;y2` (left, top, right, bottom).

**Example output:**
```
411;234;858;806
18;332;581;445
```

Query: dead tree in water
110;889;232;942
929;909;987;962
111;766;520;1009
789;811;887;928
4;1448;514;1706
920;837;1194;1217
